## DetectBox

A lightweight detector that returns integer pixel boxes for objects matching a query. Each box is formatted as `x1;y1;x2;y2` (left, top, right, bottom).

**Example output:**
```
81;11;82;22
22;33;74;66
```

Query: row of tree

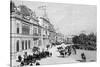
72;33;97;50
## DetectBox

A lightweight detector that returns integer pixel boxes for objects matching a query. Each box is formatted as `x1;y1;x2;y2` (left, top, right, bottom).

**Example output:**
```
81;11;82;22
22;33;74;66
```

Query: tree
72;35;80;44
72;32;97;50
78;33;87;45
72;33;87;45
88;33;96;42
87;33;96;48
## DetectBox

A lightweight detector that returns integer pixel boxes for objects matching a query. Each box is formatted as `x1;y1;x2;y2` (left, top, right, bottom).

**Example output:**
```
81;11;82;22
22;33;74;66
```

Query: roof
40;17;51;24
11;13;40;27
18;5;31;16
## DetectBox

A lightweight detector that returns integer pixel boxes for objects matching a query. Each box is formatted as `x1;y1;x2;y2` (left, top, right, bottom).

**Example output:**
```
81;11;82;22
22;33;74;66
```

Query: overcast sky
12;0;97;35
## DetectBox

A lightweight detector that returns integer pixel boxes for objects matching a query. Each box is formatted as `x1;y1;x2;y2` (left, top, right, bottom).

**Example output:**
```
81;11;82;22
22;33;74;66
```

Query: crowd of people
16;47;52;66
56;42;86;61
16;42;87;66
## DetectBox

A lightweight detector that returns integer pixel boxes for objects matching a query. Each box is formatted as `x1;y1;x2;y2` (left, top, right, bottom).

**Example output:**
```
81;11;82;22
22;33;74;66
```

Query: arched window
28;40;30;49
16;40;19;52
22;40;24;50
25;40;27;49
17;27;19;34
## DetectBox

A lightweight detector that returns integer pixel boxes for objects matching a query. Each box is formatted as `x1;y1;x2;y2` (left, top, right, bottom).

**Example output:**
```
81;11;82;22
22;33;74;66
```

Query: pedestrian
36;62;40;65
68;46;71;56
23;52;28;65
17;55;22;62
46;44;50;50
72;46;76;55
81;53;86;62
23;52;27;59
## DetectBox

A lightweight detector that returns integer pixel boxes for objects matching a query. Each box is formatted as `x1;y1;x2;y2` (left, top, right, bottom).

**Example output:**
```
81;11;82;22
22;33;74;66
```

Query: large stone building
10;1;56;59
10;2;41;59
64;35;75;44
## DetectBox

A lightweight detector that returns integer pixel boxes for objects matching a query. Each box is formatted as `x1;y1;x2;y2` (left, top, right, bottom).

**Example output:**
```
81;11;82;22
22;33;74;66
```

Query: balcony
33;33;40;36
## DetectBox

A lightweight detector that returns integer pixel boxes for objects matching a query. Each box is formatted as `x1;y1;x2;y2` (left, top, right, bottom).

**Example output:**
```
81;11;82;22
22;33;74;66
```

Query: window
38;28;41;35
16;22;20;34
17;27;19;34
16;40;19;52
46;30;47;35
38;40;41;46
22;25;30;35
28;40;30;49
33;27;38;35
34;40;37;46
45;26;48;29
25;40;27;49
22;40;24;50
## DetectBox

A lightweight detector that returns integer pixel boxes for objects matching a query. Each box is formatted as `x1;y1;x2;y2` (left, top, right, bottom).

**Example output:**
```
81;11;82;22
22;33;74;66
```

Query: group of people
57;42;77;57
16;52;40;66
16;43;87;66
57;42;87;62
16;47;52;66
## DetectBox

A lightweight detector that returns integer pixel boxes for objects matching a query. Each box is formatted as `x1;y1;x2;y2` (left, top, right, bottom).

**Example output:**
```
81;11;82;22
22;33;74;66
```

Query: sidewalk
39;46;78;65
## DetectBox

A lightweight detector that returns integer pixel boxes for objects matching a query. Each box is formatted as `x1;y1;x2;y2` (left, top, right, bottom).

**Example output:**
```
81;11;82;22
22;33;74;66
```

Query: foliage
72;33;97;50
72;36;80;44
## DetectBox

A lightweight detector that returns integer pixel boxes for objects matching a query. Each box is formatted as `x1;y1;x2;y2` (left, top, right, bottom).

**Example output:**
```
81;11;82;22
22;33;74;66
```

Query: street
12;45;96;67
39;46;78;65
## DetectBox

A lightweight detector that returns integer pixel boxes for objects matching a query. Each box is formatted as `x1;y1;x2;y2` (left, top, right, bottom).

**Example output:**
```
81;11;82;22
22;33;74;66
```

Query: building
10;3;41;59
10;1;56;59
38;17;56;49
65;35;75;44
56;33;64;43
48;24;56;44
37;5;56;48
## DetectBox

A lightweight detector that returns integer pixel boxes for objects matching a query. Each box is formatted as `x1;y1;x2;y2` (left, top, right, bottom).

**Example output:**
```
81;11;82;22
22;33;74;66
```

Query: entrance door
25;40;27;49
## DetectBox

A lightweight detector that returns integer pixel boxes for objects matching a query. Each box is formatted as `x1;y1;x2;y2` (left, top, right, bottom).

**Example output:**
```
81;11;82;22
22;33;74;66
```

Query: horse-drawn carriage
57;44;76;57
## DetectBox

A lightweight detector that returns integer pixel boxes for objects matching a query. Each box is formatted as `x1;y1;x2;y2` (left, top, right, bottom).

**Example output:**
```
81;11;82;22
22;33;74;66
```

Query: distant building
65;35;75;44
38;17;56;48
56;33;64;43
38;5;56;47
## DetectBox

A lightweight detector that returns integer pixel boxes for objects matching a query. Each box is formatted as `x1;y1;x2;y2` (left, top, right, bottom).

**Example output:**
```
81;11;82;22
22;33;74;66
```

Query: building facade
38;17;56;49
10;1;56;59
10;4;41;59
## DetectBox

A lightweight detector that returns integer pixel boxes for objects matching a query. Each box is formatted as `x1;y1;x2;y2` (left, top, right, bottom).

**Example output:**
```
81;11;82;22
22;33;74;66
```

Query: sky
12;0;97;35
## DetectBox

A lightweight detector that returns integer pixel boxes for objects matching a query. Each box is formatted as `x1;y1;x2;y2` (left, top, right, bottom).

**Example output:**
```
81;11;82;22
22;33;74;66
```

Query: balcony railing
33;33;40;36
